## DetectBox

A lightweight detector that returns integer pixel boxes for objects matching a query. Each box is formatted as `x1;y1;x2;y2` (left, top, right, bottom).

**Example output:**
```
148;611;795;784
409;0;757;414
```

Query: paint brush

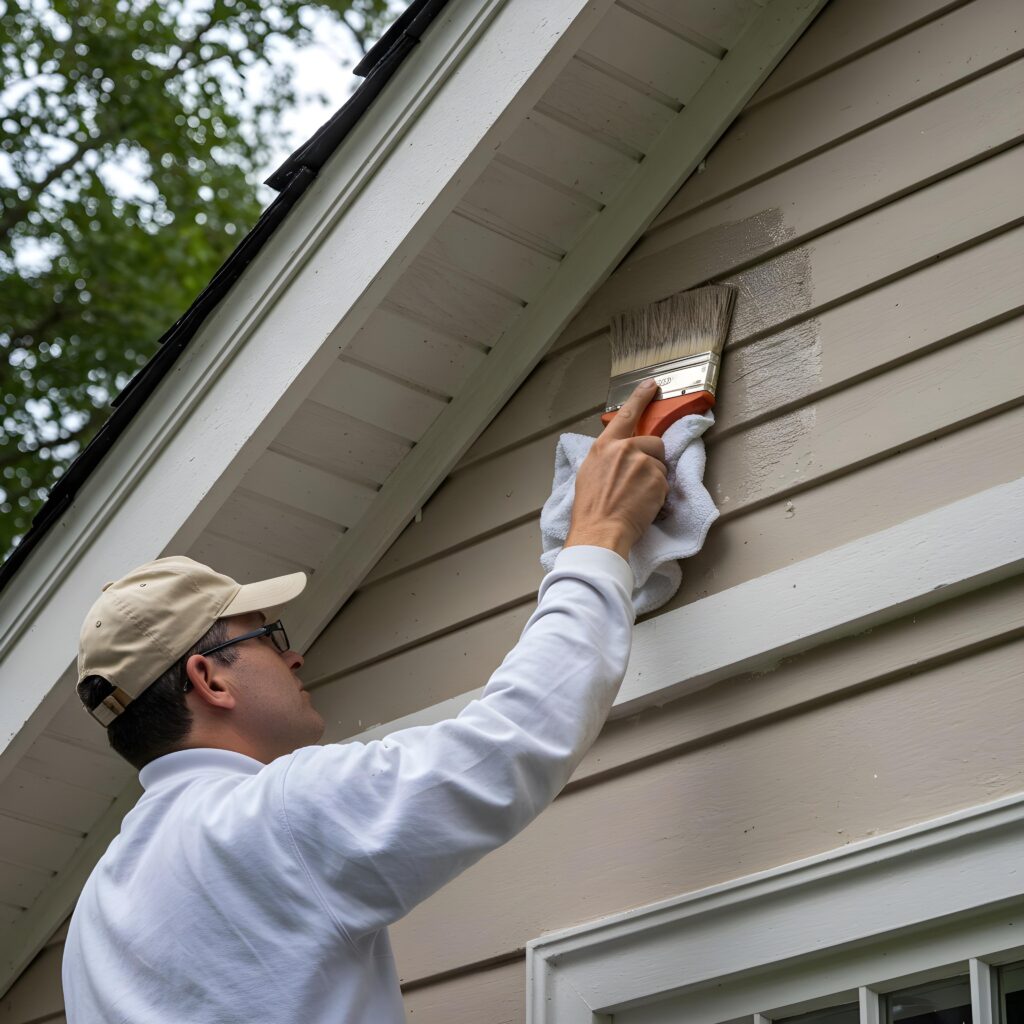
601;283;737;437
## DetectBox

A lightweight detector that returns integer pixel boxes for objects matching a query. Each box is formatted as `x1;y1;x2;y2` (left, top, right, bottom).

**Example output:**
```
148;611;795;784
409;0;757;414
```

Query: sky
257;4;404;196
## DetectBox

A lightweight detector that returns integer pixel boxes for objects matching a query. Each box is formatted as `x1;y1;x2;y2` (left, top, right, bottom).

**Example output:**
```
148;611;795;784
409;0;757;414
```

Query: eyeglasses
196;619;291;658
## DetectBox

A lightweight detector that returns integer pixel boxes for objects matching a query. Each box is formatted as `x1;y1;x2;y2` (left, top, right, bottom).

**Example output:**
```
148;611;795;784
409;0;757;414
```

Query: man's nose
285;648;304;670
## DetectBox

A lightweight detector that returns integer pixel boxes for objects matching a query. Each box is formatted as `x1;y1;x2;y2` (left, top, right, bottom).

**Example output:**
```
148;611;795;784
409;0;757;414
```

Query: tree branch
0;146;83;241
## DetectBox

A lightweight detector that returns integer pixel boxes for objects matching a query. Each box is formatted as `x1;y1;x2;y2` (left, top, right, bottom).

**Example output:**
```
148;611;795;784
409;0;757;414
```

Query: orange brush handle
600;390;716;437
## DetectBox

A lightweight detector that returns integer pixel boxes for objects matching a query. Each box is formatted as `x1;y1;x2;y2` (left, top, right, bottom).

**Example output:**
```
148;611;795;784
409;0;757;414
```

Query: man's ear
184;654;238;711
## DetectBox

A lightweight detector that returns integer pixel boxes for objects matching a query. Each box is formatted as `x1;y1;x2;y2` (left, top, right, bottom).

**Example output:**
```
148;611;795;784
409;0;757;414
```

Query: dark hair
78;618;240;770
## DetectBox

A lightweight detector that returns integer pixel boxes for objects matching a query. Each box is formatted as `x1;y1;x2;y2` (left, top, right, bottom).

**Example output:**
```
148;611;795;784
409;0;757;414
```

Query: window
527;795;1024;1024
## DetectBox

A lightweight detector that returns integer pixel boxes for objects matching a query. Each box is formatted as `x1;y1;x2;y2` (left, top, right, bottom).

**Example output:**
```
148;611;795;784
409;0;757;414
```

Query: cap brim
221;571;307;618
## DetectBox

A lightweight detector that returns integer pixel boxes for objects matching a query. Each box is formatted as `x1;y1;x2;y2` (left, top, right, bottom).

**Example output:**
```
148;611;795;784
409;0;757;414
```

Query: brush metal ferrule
604;351;720;412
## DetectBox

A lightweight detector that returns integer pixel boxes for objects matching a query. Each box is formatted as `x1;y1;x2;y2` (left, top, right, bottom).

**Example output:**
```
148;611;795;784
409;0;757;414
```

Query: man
63;381;668;1022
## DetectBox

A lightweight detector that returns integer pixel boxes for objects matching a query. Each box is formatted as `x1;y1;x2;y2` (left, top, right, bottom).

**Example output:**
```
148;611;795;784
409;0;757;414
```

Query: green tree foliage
0;0;394;556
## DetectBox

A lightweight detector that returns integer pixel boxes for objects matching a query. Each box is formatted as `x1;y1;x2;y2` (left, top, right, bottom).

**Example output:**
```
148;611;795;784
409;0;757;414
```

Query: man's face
212;611;325;759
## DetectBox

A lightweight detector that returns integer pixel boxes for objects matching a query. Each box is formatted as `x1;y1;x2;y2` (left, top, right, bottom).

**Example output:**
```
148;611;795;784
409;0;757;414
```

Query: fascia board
526;792;1024;1021
345;475;1024;743
0;0;615;780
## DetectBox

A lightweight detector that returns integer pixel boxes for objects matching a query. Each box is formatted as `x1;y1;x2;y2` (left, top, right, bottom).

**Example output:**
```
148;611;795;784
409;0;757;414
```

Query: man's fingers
601;380;657;439
630;435;666;464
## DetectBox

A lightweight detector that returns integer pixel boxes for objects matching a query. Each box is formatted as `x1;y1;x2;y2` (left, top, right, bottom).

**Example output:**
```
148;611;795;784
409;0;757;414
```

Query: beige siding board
368;268;1024;583
458;334;609;469
750;0;967;106
387;255;524;348
558;141;1024;352
498;111;640;205
578;5;719;105
319;571;1023;776
644;56;1024;268
671;402;1024;606
459;160;600;256
309;359;447;443
314;520;543;676
346;306;486;398
318;394;1024;677
714;228;1024;436
389;638;1024;983
652;0;1024;219
272;402;410;487
203;489;343;572
0;943;63;1023
309;398;1024;708
461;218;1024;473
422;214;560;304
538;57;676;154
0;818;79;877
574;576;1024;788
402;959;524;1024
706;316;1023;509
239;450;375;530
368;423;586;584
309;605;532;728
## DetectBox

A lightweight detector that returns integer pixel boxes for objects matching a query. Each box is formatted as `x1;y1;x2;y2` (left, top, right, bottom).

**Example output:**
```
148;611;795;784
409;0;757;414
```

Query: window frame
526;793;1024;1023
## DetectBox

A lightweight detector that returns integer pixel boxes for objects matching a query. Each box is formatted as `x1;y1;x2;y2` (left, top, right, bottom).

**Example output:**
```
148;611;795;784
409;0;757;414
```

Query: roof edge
0;0;451;597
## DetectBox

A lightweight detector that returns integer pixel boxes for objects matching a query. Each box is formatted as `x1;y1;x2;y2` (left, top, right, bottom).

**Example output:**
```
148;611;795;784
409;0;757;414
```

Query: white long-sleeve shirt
62;546;635;1023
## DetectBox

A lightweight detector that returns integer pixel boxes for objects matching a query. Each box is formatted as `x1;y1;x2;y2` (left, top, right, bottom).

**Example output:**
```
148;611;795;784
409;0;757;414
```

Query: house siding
302;0;1024;1017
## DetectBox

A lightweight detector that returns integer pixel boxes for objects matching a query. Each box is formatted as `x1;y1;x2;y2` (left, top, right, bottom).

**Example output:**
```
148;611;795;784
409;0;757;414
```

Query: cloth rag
540;411;718;615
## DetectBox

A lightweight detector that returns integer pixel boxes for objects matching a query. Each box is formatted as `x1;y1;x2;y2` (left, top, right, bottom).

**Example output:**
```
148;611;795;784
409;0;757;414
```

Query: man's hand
565;380;668;560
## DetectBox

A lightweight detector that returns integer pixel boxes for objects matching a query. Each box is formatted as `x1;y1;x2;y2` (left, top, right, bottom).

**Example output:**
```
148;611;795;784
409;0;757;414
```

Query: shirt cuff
552;545;634;597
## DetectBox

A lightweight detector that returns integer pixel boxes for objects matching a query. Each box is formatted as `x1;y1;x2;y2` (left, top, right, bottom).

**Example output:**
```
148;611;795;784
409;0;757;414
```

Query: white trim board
345;474;1024;743
526;791;1024;1023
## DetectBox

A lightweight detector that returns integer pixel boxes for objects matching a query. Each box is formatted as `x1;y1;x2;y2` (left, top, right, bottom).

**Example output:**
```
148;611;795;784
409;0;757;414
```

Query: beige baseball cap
78;555;306;726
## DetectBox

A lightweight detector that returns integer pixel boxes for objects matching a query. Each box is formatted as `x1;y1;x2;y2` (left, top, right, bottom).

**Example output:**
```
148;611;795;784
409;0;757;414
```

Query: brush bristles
608;284;737;377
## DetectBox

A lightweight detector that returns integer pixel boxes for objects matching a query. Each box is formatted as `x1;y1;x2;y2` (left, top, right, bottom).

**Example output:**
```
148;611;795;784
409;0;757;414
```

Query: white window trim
348;474;1024;744
525;791;1024;1023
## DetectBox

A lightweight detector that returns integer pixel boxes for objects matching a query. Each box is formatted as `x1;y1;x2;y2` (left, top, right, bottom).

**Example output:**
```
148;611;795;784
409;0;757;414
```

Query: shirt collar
139;747;265;791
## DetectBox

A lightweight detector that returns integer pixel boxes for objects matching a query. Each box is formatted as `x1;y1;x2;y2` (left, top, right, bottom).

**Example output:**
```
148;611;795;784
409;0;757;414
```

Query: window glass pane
778;1003;860;1024
887;977;972;1024
1000;960;1024;1024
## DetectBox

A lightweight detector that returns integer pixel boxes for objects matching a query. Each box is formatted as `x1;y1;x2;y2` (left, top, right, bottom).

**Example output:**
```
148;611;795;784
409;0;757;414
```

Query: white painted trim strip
526;791;1024;1022
859;989;883;1024
345;475;1024;743
970;958;999;1024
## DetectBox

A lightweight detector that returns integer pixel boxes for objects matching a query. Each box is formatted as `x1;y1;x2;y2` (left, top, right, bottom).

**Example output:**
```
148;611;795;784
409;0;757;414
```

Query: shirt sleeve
277;545;635;939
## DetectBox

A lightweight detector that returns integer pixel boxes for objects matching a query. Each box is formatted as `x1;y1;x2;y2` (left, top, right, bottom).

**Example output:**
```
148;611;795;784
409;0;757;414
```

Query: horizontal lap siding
298;0;1024;1016
385;626;1024;985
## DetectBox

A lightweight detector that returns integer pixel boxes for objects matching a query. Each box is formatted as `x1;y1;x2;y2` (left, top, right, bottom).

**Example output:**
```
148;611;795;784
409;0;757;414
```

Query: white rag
540;412;718;615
